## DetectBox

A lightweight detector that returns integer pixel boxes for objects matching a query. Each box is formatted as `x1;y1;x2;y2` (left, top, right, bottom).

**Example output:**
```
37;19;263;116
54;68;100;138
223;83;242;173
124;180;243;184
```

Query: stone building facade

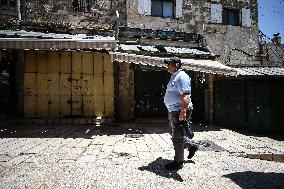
127;0;259;65
1;0;260;65
0;0;264;124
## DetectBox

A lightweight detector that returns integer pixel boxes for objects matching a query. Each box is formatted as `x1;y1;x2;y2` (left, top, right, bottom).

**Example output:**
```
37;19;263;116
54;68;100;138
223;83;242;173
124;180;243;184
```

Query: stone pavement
0;121;283;189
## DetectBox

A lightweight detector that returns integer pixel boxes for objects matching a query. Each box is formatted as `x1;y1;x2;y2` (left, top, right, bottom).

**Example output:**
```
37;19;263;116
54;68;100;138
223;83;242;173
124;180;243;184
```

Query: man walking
163;57;198;170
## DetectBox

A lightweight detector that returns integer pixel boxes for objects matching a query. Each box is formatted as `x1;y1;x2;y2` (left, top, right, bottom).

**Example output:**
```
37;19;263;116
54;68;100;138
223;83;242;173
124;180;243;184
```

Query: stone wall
1;0;260;65
1;0;127;31
126;0;260;65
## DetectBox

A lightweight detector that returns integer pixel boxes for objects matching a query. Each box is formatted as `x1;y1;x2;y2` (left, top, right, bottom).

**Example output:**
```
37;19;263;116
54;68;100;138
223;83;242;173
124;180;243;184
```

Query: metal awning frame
112;52;237;76
0;38;118;50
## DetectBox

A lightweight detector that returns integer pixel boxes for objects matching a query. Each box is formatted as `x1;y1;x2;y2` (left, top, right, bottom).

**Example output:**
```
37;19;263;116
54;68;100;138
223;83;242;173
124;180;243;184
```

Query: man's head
164;57;182;73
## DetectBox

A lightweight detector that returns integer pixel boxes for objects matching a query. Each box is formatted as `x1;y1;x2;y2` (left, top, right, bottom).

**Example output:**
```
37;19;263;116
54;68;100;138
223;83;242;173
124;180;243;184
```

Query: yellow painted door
59;51;72;117
102;54;114;117
82;52;95;117
71;51;82;116
24;51;114;118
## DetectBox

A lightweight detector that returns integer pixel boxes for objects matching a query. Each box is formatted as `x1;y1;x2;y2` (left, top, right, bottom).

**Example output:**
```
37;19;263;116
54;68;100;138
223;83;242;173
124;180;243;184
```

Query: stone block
74;119;80;125
79;119;86;125
53;119;60;125
47;119;52;125
272;154;284;162
60;119;67;125
247;153;260;159
260;154;273;161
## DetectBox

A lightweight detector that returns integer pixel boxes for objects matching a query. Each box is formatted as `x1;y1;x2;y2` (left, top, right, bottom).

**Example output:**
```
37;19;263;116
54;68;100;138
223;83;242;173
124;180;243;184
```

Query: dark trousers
168;110;194;162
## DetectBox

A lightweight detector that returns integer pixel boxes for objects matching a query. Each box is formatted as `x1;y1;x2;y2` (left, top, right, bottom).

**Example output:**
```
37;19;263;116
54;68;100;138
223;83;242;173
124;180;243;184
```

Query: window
0;0;8;6
223;8;239;26
151;0;174;18
0;0;16;7
72;0;90;12
9;0;16;7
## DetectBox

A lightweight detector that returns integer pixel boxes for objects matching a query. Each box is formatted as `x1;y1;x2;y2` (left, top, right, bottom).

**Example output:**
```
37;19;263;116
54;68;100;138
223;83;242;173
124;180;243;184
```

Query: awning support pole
208;74;215;124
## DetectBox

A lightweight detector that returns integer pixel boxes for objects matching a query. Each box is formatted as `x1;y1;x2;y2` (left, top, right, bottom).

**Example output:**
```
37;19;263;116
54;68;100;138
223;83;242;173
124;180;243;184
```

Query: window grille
0;0;8;6
0;0;16;7
72;0;90;12
223;8;239;26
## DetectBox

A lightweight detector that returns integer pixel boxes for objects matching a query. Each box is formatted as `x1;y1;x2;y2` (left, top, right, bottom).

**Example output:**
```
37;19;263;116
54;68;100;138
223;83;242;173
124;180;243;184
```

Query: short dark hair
164;57;182;68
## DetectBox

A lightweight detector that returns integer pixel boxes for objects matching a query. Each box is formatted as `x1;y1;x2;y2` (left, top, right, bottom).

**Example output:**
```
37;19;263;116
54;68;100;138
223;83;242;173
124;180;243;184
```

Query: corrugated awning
0;30;117;50
235;67;284;76
181;58;237;76
112;52;237;76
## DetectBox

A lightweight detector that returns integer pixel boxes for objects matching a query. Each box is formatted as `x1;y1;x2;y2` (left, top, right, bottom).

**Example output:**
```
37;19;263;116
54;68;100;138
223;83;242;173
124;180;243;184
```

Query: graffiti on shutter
242;8;251;27
211;4;222;23
176;0;183;18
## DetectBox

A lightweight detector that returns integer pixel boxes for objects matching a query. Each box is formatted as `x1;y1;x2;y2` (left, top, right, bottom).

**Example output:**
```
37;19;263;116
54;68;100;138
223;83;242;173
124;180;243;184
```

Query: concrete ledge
260;154;273;161
247;153;284;162
273;154;284;162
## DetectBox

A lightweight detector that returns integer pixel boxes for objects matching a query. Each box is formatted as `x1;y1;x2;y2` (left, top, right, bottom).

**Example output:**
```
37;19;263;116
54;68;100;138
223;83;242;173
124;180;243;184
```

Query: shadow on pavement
138;157;183;182
138;157;195;182
223;171;284;189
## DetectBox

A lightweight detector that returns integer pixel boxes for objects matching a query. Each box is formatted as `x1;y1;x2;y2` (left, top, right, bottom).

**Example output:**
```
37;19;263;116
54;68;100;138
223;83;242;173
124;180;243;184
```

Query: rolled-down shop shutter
214;80;284;134
23;50;114;118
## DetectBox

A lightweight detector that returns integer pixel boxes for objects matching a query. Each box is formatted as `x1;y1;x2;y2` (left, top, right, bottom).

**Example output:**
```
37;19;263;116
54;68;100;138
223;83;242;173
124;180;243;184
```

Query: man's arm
179;93;190;121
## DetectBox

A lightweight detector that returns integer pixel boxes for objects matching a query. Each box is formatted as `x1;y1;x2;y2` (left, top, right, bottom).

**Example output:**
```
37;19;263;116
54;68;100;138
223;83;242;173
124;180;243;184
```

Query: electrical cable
224;48;259;65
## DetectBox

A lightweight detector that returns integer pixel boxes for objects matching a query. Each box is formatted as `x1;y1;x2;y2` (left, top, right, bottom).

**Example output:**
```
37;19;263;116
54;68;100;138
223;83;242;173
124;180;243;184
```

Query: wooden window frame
223;8;240;26
72;0;91;12
151;0;175;18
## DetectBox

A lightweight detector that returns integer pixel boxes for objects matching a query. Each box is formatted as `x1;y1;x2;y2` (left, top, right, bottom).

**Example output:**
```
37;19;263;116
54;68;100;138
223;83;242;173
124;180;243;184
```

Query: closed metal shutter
23;50;114;118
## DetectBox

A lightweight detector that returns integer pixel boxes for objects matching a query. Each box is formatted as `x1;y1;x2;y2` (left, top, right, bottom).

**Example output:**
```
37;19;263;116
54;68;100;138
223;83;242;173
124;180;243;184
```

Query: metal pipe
116;10;119;41
17;0;21;20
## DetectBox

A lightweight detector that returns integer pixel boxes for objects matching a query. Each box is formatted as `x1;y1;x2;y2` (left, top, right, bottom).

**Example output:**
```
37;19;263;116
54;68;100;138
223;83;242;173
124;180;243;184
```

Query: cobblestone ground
0;123;283;189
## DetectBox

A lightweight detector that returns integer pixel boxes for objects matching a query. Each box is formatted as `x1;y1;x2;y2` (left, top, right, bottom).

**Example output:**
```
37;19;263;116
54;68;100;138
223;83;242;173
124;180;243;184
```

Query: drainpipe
116;10;119;41
17;0;21;20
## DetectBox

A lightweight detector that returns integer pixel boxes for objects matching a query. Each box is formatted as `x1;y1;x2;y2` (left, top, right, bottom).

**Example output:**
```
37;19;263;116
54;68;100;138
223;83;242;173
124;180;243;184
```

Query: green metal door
134;70;169;118
246;80;284;133
214;80;246;131
214;79;284;134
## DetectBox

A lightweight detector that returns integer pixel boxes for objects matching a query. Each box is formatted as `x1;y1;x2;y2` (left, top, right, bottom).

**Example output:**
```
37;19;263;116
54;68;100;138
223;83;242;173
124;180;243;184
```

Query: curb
247;153;284;163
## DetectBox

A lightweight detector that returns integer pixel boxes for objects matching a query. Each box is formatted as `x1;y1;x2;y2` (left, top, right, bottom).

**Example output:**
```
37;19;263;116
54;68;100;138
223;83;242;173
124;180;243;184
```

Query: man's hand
179;110;187;121
180;93;190;121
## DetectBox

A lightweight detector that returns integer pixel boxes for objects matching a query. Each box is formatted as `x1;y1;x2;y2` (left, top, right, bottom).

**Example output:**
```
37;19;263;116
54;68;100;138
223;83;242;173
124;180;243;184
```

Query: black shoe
187;145;198;159
165;161;183;170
